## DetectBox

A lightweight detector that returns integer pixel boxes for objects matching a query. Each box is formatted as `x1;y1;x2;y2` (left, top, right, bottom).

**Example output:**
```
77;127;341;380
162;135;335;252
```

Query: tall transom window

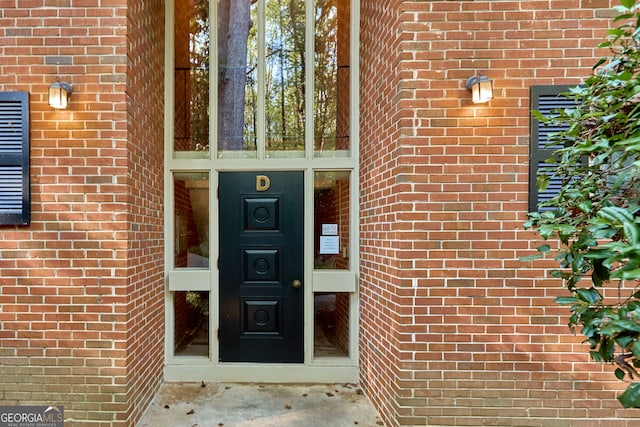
173;0;352;160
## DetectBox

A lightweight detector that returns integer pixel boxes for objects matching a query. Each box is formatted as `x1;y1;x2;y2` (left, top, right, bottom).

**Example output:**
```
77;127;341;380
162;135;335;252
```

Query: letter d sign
256;175;271;192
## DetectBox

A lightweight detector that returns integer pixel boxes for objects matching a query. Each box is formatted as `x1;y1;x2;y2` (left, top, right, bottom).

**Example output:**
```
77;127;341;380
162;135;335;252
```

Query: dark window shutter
529;85;577;212
0;91;30;225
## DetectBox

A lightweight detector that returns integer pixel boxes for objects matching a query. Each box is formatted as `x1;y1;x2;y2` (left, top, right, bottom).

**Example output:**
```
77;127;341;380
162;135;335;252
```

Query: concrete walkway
137;382;384;427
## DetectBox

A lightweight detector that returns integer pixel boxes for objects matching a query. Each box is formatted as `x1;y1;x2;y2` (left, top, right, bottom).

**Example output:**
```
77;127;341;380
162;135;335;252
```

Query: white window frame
163;0;361;383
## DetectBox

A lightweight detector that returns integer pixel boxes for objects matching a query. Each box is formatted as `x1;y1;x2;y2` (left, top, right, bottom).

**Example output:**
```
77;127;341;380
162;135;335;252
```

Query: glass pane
174;172;209;268
217;0;258;158
314;292;349;357
174;0;210;158
314;0;350;157
174;291;209;357
265;0;306;157
314;171;350;269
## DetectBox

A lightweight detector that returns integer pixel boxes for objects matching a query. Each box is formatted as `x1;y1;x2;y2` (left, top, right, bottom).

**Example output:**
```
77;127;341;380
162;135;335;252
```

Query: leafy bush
524;0;640;407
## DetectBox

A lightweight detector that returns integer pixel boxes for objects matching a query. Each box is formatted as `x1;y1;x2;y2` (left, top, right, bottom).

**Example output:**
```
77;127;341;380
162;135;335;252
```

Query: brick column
359;1;639;426
0;2;165;426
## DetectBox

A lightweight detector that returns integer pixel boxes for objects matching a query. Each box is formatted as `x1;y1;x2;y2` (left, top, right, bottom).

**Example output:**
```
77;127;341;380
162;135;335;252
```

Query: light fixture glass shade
48;82;72;109
466;76;493;104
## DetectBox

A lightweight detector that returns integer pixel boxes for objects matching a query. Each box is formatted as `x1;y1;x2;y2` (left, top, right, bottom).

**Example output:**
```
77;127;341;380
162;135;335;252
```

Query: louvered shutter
0;91;30;225
529;85;577;212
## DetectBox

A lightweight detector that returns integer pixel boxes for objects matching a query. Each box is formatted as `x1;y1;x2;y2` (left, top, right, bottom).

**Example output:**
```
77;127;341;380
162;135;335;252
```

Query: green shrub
524;0;640;407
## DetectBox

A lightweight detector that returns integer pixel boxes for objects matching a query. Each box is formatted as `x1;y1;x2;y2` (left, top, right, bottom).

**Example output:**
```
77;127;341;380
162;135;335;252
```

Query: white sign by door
322;223;338;235
320;236;340;254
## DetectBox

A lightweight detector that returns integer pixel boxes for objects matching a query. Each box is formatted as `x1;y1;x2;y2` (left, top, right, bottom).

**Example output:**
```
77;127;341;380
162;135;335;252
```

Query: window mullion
305;0;314;160
210;0;218;161
257;0;266;160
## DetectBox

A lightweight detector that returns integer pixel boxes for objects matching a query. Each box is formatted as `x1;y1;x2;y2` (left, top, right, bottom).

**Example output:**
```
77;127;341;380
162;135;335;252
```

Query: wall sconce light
465;75;493;104
48;81;72;109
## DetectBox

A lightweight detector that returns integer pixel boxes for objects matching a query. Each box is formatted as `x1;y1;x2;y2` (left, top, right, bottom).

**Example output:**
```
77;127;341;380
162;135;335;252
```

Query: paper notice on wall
320;236;340;254
322;223;338;235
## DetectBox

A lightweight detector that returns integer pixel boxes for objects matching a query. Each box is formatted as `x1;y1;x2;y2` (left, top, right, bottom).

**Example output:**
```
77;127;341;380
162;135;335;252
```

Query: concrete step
137;382;384;427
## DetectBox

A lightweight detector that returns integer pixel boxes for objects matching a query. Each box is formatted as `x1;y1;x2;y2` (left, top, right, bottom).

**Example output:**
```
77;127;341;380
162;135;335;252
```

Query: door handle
292;279;302;289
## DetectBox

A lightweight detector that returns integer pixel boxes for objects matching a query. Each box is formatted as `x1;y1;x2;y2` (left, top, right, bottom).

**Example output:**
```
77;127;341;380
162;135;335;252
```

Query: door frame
164;167;360;383
163;0;361;383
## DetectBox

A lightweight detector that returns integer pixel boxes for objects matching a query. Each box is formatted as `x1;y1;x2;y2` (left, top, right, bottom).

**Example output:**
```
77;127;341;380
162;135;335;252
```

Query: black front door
219;172;304;363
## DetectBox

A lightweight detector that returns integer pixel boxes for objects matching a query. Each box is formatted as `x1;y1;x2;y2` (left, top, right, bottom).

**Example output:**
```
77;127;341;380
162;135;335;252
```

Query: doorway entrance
218;171;304;363
164;0;360;382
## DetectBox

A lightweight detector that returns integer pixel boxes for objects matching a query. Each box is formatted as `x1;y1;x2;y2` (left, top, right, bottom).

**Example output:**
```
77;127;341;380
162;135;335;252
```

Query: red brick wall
359;1;639;426
0;1;164;426
360;0;406;423
124;1;164;426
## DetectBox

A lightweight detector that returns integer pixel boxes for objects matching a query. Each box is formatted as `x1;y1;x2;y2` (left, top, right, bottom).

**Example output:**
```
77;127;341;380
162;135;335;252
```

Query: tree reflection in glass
218;0;256;153
175;0;210;156
264;0;306;154
174;0;349;158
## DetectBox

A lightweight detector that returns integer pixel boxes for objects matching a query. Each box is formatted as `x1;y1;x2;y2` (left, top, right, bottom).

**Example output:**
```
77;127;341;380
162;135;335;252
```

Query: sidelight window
174;291;210;357
314;292;350;357
314;170;351;269
173;172;210;268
